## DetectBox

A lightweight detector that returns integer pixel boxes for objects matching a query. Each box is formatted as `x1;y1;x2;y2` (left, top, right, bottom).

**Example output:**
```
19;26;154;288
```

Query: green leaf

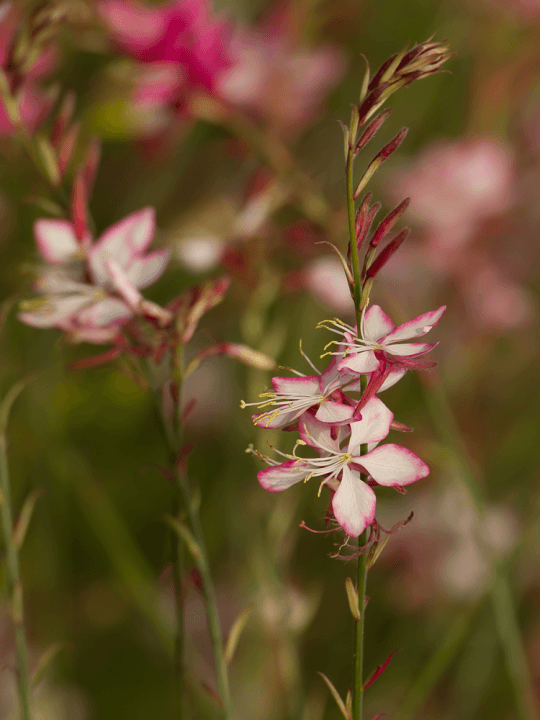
12;489;45;550
32;642;65;687
164;514;202;562
317;672;352;720
224;606;253;665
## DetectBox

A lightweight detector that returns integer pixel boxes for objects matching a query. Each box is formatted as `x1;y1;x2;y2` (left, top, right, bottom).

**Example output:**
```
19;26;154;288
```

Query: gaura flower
256;399;429;536
18;208;171;337
319;304;445;375
242;355;361;429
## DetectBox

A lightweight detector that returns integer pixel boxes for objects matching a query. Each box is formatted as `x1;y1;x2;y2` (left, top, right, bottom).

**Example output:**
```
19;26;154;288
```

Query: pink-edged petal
378;367;406;391
363;305;395;342
90;208;156;283
253;406;307;429
348;397;393;452
299;412;340;453
124;248;171;289
384;342;438;357
258;459;310;492
272;375;320;396
103;258;143;308
382;305;446;343
332;466;376;536
319;354;350;394
18;294;90;328
357;444;429;487
338;350;380;374
34;219;80;264
77;298;132;326
315;400;354;424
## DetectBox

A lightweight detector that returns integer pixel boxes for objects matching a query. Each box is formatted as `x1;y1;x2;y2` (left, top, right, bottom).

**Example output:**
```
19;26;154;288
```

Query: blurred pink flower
463;263;534;331
101;0;232;91
473;0;540;20
392;137;515;257
177;234;225;273
0;3;55;136
217;21;344;132
19;208;171;342
304;256;353;315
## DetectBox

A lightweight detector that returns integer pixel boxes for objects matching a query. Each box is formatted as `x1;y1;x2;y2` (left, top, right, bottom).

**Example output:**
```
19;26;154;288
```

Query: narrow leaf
0;376;36;432
316;241;353;286
317;673;352;720
164;515;202;561
367;535;391;570
224;606;253;665
32;642;65;687
13;489;46;550
36;137;61;186
359;54;371;103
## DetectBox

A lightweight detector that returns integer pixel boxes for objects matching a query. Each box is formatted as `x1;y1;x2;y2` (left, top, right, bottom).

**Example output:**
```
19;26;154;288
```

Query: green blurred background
1;0;540;718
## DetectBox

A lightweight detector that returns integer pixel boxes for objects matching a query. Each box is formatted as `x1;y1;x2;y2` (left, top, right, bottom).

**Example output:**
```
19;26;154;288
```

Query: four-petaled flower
19;208;171;340
319;304;445;375
257;399;429;537
242;356;361;429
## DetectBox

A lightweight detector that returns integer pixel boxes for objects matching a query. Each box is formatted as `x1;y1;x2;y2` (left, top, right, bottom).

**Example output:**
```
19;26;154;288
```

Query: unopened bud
71;170;88;242
355;109;392;155
357;202;381;252
369;198;410;249
375;127;408;160
345;577;361;621
58;122;80;177
366;228;409;279
51;92;76;148
83;137;101;198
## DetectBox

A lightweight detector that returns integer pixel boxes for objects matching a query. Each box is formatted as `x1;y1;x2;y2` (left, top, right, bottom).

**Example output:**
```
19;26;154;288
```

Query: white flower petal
332;466;376;536
34;219;80;265
258;460;310;492
348;397;393;452
358;444;429;486
382;305;446;343
299;413;340;453
363;304;395;342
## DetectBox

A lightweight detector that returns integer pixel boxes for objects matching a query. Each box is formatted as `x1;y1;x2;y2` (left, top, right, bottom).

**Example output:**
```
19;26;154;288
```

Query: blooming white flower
256;398;429;536
320;303;445;375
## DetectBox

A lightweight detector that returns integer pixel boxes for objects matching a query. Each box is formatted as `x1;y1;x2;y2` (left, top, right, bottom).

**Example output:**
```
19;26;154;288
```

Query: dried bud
355;109;392;155
366;228;410;279
369;198;410;249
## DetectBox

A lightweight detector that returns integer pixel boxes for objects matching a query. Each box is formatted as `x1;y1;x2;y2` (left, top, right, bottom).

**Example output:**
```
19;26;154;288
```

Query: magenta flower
256;400;429;536
321;304;445;375
101;0;232;91
19;208;171;340
242;356;360;429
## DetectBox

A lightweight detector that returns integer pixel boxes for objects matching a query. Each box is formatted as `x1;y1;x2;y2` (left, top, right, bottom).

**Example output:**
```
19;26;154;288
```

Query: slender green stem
0;432;32;720
147;357;232;719
346;134;369;720
352;535;368;720
346;147;362;331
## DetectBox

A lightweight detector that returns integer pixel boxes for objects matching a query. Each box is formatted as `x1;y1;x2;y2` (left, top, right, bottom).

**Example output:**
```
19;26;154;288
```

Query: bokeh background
1;0;540;718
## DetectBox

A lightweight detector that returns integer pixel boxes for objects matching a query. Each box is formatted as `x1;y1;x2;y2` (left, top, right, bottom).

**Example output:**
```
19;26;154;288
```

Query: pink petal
384;342;438;357
34;219;80;264
332;466;376;536
299;413;340;452
319;354;356;394
253;406;308;429
103;258;143;308
315;400;354;424
90;208;156;284
258;459;310;492
18;294;90;328
125;248;171;288
382;305;446;344
363;305;395;342
338;350;380;374
348;398;393;452
379;367;406;391
358;444;429;486
272;375;320;396
77;298;132;326
99;0;167;55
